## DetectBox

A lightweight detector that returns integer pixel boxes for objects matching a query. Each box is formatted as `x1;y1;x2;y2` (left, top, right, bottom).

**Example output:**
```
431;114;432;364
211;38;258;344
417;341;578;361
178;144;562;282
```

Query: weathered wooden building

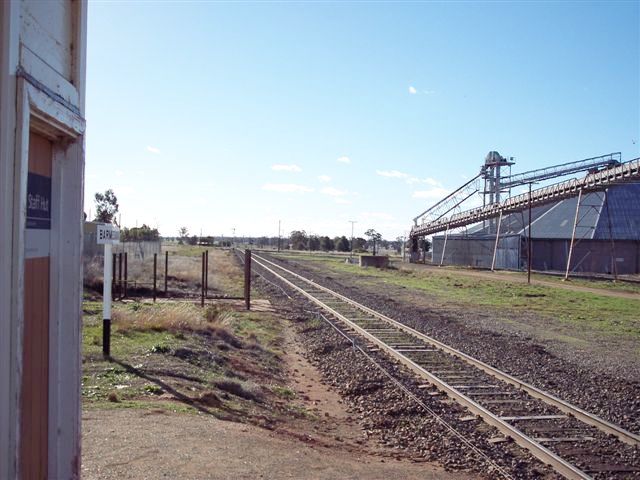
0;1;87;478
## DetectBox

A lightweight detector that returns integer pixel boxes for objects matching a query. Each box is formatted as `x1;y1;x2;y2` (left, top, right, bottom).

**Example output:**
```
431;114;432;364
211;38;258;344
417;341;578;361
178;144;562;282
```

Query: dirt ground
82;302;476;480
82;409;471;480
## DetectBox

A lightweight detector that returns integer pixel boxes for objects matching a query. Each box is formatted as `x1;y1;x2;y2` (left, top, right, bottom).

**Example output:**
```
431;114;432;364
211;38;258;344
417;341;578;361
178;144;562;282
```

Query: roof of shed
459;183;640;240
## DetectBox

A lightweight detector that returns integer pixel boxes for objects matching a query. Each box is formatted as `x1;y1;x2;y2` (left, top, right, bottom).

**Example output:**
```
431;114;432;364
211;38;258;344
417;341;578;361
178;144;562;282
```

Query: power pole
277;219;281;252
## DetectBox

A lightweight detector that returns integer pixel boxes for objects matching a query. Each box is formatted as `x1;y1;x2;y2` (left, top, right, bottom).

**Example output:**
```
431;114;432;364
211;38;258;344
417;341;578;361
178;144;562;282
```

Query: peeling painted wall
0;1;87;479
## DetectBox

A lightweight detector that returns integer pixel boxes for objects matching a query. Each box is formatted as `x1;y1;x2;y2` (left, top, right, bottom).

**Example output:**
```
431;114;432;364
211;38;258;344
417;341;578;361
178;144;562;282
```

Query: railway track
249;252;640;480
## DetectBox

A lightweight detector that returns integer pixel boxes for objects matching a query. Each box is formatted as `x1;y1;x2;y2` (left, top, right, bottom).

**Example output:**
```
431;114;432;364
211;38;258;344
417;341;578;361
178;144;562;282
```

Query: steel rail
310;309;515;480
252;254;640;479
255;254;640;446
251;256;595;480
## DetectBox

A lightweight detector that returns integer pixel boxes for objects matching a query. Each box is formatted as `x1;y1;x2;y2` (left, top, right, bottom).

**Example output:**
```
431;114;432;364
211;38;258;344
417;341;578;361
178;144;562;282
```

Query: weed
144;384;163;395
149;344;171;354
214;378;263;402
271;385;296;399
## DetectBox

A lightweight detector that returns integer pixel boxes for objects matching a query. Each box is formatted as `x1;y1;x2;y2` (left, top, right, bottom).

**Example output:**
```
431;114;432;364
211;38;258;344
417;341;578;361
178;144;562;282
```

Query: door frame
14;70;86;478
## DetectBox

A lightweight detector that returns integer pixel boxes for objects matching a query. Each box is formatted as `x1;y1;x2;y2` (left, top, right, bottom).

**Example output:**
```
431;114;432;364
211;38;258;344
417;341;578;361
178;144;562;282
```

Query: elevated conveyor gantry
411;156;639;238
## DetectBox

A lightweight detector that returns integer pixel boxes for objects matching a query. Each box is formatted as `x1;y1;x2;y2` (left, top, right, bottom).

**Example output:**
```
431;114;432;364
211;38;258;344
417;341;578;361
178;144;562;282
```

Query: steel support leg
491;211;503;272
440;228;449;267
564;189;583;281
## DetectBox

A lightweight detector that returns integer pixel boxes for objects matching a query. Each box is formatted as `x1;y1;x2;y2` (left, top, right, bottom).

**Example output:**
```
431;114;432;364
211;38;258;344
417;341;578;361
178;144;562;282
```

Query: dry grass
214;377;264;402
83;255;104;289
113;302;231;334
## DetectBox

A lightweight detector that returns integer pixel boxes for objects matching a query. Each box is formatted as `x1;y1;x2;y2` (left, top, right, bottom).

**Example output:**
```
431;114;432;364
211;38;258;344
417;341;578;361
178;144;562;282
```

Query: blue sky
85;1;639;240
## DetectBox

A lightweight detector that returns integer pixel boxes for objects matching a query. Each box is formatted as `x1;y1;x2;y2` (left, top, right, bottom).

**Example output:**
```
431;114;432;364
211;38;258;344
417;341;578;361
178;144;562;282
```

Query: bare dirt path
82;408;472;480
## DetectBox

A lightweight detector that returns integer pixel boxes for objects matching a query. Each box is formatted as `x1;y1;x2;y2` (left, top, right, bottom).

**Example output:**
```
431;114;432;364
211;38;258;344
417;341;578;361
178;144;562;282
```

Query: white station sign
97;224;120;244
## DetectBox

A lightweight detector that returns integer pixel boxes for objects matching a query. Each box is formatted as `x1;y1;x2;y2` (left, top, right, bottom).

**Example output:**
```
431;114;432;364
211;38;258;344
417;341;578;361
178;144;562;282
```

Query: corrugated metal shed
431;183;640;273
462;183;640;240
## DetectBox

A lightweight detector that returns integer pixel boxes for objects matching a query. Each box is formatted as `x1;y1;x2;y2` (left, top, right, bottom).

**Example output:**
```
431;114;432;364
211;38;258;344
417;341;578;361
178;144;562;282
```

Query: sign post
97;224;120;357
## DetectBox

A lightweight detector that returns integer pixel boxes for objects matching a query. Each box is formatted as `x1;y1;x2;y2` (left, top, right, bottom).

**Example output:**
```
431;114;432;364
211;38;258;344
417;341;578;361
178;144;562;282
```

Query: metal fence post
244;249;251;310
153;253;157;302
201;252;205;307
205;250;209;299
118;253;123;299
164;250;168;295
124;252;128;298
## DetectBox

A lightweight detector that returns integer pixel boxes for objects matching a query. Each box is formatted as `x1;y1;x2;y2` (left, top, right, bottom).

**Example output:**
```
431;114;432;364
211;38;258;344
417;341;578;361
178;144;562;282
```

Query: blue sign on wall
26;173;51;230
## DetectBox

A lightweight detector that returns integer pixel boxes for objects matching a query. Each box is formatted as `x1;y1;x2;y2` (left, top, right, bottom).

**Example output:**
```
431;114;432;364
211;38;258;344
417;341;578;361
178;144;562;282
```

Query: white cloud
321;186;348;197
362;211;395;221
115;169;124;177
262;183;314;193
412;187;450;199
376;170;409;179
337;156;351;164
407;176;440;186
377;169;441;187
335;198;351;205
146;146;161;154
408;86;417;95
271;164;302;172
318;174;331;183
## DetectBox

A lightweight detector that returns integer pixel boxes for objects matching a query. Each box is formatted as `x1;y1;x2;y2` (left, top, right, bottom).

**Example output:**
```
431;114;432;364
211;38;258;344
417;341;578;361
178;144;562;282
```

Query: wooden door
20;132;52;479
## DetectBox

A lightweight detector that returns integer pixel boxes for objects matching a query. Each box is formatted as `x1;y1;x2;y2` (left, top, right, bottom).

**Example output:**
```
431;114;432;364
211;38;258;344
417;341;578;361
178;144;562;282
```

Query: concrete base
359;255;389;268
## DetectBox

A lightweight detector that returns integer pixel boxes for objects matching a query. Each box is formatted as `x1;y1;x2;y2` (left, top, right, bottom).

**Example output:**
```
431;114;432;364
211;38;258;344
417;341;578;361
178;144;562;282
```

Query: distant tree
353;237;367;252
320;236;334;251
420;238;432;253
200;236;215;246
94;189;119;224
121;224;160;242
394;236;405;254
365;228;383;255
336;236;350;252
290;230;308;250
308;235;321;251
187;235;198;246
178;227;189;245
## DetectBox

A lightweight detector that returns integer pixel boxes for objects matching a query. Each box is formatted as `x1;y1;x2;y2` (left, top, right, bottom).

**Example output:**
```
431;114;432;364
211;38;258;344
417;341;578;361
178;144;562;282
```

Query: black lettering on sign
26;173;51;230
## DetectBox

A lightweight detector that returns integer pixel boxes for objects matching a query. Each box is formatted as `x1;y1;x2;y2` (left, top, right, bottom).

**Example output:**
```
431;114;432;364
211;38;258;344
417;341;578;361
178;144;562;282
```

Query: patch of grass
143;384;164;395
227;311;282;349
283;403;317;420
271;385;296;399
